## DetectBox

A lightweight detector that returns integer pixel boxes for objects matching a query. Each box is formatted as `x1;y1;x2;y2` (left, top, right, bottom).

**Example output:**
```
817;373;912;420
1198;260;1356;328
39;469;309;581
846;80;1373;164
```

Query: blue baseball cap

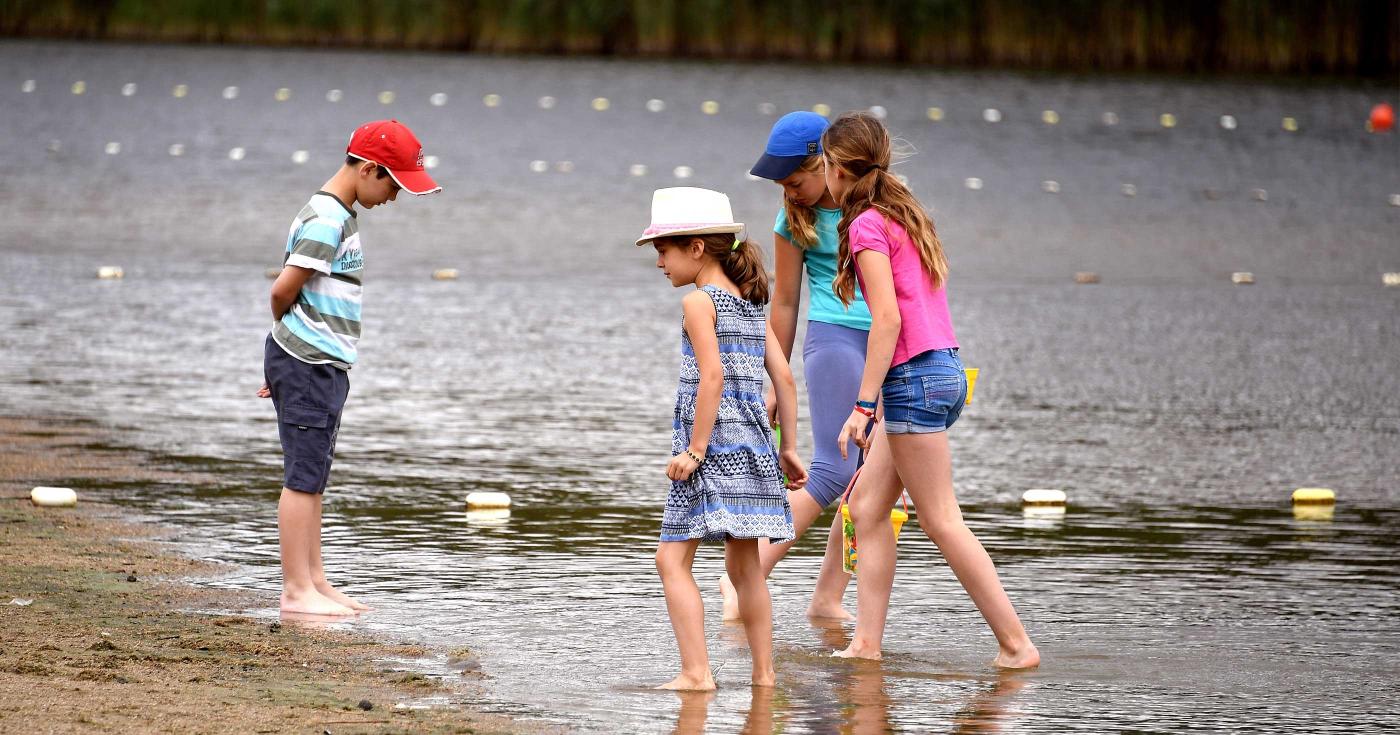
749;111;830;181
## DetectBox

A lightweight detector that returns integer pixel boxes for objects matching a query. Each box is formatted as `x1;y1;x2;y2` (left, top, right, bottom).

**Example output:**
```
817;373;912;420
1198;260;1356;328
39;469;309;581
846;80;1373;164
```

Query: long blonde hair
780;155;825;249
654;233;770;305
822;112;947;306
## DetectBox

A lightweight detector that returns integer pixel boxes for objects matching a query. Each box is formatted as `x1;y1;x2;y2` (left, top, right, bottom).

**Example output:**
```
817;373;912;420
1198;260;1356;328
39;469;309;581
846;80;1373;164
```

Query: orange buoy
1370;103;1394;133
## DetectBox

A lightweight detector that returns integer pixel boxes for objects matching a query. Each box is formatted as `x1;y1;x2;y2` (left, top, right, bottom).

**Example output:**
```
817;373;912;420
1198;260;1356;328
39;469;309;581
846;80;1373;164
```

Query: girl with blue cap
719;111;872;622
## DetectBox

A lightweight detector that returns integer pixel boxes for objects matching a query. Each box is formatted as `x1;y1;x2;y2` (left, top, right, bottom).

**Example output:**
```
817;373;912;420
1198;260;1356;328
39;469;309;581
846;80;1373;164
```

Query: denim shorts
881;348;966;435
264;334;350;494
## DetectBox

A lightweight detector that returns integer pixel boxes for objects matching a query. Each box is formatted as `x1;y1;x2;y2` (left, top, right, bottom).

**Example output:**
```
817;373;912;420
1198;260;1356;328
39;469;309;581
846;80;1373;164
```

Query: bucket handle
840;466;909;515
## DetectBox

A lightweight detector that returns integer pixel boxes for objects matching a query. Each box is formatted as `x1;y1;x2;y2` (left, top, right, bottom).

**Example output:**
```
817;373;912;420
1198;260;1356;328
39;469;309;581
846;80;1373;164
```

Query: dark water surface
2;42;1399;733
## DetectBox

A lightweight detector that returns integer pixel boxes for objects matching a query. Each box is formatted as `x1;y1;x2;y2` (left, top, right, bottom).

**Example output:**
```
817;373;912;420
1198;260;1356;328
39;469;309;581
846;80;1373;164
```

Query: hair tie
732;239;742;251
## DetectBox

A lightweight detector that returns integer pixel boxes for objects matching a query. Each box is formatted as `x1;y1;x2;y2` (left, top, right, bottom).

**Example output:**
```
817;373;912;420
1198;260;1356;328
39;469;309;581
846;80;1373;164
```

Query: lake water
2;41;1398;733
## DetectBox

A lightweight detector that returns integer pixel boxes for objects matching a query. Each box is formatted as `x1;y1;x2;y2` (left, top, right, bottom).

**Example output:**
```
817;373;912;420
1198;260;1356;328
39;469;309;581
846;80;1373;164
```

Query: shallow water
2;41;1399;732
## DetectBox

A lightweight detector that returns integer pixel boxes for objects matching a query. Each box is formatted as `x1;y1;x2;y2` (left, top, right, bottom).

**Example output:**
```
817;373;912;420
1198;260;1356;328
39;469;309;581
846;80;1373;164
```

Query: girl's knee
916;513;967;544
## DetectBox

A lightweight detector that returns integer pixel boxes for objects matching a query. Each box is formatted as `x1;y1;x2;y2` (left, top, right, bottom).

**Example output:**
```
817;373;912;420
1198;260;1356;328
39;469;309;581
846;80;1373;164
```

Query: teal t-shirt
775;207;872;330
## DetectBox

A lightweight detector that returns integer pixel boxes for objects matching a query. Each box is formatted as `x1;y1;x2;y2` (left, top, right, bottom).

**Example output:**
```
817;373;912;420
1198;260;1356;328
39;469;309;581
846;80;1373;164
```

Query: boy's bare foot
315;581;371;611
831;642;881;660
719;575;741;621
280;590;355;616
993;642;1040;669
656;672;717;691
804;601;853;621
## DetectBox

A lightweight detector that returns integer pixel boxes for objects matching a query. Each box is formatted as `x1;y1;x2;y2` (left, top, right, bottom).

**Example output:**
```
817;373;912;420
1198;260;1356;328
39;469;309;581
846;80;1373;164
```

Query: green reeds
1;0;1394;76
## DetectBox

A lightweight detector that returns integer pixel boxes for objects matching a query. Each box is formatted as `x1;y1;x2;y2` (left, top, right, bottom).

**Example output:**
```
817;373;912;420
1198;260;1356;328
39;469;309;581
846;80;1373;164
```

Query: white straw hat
635;187;745;246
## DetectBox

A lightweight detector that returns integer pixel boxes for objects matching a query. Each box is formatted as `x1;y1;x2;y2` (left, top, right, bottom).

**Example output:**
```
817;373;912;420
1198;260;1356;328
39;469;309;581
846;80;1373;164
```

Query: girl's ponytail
720;235;770;305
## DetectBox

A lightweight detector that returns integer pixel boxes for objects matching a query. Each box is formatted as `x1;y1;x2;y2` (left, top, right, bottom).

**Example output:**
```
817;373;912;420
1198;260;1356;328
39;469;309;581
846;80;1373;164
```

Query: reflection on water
2;41;1399;733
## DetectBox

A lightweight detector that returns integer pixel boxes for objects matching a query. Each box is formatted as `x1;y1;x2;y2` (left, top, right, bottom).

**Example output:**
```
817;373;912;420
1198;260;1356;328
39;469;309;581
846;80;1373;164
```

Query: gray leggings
800;321;868;507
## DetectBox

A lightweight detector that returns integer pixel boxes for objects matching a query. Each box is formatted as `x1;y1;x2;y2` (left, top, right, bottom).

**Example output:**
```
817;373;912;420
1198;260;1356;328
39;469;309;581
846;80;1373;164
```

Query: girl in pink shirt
822;112;1039;669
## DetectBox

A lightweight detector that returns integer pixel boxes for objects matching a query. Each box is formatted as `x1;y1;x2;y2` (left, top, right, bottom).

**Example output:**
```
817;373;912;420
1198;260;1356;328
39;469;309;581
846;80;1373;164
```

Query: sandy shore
0;416;540;735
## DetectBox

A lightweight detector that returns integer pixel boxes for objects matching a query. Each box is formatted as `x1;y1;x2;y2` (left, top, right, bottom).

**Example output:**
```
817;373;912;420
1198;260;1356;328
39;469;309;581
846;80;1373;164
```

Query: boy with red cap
257;120;440;616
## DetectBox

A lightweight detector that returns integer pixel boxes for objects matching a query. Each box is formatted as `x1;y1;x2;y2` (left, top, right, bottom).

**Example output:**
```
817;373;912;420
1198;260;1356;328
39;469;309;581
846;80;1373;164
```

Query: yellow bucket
839;468;909;576
964;367;979;404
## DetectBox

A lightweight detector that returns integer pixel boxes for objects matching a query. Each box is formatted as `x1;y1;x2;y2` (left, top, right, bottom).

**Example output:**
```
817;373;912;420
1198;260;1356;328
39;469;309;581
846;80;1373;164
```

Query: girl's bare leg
656;540;716;690
725;538;776;685
721;489;852;620
887;432;1039;669
833;431;904;659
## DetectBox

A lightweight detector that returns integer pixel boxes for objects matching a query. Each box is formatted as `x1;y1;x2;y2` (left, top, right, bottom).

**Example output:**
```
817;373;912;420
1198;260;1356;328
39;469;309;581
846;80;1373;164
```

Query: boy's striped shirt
272;191;362;370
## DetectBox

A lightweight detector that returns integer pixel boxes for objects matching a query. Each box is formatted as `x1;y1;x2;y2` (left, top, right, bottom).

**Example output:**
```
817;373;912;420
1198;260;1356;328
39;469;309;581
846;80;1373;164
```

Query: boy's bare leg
656;540;715;690
279;488;354;616
309;496;370;610
721;489;851;621
725;538;776;686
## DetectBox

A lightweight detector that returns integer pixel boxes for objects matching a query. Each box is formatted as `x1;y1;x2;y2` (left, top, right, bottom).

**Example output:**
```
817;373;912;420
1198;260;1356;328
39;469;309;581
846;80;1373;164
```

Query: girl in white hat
638;187;806;690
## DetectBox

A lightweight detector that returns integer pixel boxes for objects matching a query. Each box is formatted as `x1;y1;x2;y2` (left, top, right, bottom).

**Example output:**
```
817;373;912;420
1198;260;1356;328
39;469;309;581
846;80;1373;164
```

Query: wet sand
0;416;540;735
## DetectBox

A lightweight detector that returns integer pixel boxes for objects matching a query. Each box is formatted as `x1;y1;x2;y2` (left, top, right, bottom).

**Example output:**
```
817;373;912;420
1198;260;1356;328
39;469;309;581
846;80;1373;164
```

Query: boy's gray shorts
264;334;349;494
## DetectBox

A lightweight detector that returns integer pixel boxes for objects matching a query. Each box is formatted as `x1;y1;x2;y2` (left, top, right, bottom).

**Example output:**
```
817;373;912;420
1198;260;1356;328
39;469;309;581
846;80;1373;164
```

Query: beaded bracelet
685;448;705;465
855;399;878;410
853;405;876;419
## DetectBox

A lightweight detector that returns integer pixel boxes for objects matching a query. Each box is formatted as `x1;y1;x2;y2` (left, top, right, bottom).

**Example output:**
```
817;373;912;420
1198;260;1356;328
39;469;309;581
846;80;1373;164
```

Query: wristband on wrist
684;448;705;465
853;405;876;419
855;399;878;410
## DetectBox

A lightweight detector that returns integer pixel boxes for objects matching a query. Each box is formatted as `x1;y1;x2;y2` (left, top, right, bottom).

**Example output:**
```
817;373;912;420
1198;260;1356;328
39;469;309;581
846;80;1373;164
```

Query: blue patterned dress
661;285;795;543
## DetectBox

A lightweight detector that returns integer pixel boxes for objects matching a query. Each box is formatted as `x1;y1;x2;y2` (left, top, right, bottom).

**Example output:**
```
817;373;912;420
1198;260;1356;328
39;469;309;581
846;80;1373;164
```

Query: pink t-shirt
848;208;958;368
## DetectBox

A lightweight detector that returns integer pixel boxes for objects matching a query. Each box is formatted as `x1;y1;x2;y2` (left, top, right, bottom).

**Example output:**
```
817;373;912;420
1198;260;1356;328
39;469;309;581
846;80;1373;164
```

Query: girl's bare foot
993;642;1040;669
751;669;776;687
804;601;853;621
831;641;881;660
280;590;355;616
316;581;371;611
719;575;741;621
656;671;717;691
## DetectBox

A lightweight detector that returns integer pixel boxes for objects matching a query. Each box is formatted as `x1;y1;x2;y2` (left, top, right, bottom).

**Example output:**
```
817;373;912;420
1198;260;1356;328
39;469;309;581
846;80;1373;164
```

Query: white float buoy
868;105;887;120
1041;110;1059;125
273;87;290;102
1041;180;1061;194
1292;488;1335;505
554;160;574;173
645;98;664;113
1159;113;1177;128
326;89;343;103
538;95;556;109
1282;117;1299;132
1383;272;1400;287
21;79;36;93
1220;115;1237;130
431;268;458;281
228;147;246;161
1251;188;1268;202
964;177;983;190
701;100;719;115
1231;272;1255;285
71;80;86;95
982;108;1001;123
529;160;548;173
291;150;309;165
168;143;185;157
812;103;831;117
1074;272;1100;284
172;84;189;98
1101;111;1119;126
466;491;512;509
47;140;61;154
628;164;648;177
1388;194;1400;207
423;155;439;169
31;487;77;507
591;97;610;111
757;102;776;115
673;165;694;179
121;82;137;97
104;142;121;155
1120;183;1137;197
1021;489;1067;507
222;85;239;100
97;266;124;280
429;92;448;107
927;106;944;121
465;508;511;524
377;90;395;105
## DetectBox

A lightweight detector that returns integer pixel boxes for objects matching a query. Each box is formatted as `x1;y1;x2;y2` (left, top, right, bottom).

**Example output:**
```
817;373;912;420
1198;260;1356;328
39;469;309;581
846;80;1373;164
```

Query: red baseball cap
346;120;441;195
